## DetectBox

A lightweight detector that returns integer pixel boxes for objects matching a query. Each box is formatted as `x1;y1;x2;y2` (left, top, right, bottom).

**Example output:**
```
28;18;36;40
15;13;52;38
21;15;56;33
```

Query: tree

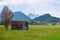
1;6;13;30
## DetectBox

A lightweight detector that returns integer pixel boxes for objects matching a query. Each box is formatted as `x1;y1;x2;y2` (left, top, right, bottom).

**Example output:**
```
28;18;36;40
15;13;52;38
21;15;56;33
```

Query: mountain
32;14;60;22
28;13;39;19
13;11;31;21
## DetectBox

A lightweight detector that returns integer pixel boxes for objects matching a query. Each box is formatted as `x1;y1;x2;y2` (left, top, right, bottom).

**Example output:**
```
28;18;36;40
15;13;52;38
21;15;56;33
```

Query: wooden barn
11;12;30;30
11;21;29;30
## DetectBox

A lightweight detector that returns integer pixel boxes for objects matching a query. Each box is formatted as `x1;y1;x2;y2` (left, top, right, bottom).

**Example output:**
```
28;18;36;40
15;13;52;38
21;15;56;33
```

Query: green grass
0;25;60;40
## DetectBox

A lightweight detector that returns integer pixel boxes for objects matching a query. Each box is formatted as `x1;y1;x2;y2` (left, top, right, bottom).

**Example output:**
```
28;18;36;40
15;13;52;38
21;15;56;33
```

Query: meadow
0;25;60;40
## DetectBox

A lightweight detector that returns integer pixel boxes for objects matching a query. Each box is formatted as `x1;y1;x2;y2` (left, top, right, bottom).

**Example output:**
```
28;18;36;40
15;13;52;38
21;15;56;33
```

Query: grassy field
0;25;60;40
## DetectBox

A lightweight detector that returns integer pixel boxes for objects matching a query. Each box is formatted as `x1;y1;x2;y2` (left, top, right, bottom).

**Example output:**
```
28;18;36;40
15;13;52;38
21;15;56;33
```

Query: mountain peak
32;13;60;22
14;11;24;14
44;13;51;16
42;14;51;17
13;11;31;21
28;13;35;16
28;13;39;19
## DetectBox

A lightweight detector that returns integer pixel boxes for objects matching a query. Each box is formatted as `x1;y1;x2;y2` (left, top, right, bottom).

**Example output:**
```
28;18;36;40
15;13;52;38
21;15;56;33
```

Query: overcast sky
0;0;60;18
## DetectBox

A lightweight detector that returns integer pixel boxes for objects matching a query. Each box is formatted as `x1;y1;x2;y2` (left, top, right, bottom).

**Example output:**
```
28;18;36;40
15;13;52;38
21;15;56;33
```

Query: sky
0;0;60;18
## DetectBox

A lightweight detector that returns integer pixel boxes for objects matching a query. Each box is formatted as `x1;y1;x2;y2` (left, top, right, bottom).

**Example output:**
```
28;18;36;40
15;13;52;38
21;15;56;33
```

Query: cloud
0;0;60;17
23;0;39;4
0;0;23;6
0;0;40;6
